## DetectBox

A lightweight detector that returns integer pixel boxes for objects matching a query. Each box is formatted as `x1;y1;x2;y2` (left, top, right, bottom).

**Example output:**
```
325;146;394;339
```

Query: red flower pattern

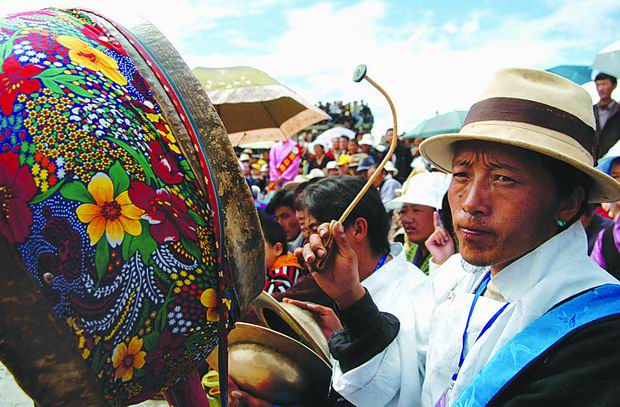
0;56;44;115
0;151;37;243
148;141;183;185
145;329;185;375
128;181;197;244
81;24;128;56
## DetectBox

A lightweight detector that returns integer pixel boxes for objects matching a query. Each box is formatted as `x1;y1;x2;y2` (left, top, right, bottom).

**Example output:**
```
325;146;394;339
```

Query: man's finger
308;233;327;258
332;221;351;251
301;242;316;265
433;211;443;229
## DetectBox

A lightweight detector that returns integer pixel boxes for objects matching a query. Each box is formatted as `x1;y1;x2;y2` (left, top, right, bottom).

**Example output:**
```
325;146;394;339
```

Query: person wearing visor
299;68;620;406
386;172;452;275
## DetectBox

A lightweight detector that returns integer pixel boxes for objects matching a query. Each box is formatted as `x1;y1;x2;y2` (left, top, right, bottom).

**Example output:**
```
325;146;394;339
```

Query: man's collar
598;99;618;110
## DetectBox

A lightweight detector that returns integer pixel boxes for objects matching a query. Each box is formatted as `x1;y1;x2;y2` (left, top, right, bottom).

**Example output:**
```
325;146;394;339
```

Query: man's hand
294;221;365;310
283;298;343;340
425;211;456;266
227;376;271;407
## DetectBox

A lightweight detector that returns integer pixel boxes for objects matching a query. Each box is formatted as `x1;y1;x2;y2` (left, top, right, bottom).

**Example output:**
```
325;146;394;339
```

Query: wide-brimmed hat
384;161;398;176
308;168;326;179
359;133;375;146
419;68;620;203
386;172;451;210
356;155;377;173
337;154;352;166
325;161;338;170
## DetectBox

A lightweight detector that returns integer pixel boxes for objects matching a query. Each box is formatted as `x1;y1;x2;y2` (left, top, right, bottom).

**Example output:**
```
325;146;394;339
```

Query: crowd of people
316;100;374;132
227;69;620;406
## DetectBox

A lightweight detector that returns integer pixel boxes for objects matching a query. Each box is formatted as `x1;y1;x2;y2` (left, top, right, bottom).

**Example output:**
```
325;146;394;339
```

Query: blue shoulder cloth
453;283;620;407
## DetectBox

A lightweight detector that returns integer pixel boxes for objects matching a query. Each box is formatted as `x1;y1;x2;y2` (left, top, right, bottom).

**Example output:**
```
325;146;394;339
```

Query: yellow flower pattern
76;172;144;247
57;35;127;86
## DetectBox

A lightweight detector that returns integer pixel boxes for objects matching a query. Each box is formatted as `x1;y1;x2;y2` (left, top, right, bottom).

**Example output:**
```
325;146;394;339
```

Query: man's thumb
333;221;351;251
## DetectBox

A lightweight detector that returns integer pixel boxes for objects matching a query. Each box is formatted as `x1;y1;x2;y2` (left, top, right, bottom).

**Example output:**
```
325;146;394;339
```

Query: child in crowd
261;216;305;294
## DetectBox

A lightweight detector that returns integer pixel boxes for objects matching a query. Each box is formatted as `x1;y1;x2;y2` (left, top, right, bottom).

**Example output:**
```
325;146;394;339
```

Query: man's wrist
334;283;365;310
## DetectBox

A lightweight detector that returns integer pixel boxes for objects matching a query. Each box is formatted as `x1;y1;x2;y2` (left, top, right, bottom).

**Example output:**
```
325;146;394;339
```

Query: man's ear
557;186;586;225
351;217;368;243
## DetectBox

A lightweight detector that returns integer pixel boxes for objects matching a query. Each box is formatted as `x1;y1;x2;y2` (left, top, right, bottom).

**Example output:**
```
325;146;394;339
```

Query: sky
2;0;620;138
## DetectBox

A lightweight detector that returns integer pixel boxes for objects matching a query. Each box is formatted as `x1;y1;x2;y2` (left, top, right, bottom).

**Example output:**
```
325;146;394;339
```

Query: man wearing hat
325;160;339;176
301;68;620;406
386;172;452;275
356;155;376;178
359;133;380;163
368;161;402;205
337;154;352;176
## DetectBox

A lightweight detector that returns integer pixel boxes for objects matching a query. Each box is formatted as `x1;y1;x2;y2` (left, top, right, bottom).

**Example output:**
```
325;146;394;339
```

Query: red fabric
162;370;211;407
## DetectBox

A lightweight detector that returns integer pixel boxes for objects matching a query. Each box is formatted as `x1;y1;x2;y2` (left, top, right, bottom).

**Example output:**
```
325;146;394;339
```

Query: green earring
555;218;567;228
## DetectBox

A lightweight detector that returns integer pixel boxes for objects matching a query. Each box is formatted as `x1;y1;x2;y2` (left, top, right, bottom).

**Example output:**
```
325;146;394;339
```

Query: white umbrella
314;127;356;148
593;39;620;78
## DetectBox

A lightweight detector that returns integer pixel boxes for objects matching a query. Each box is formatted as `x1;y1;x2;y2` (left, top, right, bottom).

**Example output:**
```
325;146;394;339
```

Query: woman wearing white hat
300;68;620;406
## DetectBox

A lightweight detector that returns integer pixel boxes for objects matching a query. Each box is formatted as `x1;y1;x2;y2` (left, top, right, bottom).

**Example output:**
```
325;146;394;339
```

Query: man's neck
358;247;387;282
599;97;614;109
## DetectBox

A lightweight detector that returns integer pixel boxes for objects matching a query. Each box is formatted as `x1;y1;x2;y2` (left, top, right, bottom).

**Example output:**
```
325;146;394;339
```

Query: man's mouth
457;225;494;239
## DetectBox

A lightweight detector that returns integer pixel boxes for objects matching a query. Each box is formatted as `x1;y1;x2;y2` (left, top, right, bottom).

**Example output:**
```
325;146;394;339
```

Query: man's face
273;205;301;241
347;141;358;155
385;129;394;144
596;79;616;100
360;144;371;154
296;209;310;239
367;167;384;187
327;168;338;176
449;141;559;272
241;161;250;176
338;164;349;176
339;137;349;151
399;203;435;244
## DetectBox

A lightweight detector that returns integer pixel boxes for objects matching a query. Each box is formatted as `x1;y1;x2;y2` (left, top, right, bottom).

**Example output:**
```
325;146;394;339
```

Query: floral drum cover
0;9;237;405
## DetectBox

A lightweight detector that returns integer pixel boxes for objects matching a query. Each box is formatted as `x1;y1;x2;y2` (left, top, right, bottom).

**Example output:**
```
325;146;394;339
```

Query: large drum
0;8;263;406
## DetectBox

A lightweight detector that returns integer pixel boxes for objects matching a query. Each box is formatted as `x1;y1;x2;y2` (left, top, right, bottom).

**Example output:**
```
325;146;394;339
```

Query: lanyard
451;271;509;382
374;253;389;272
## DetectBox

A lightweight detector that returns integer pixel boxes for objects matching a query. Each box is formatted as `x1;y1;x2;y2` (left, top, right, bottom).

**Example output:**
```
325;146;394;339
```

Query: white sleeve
331;339;403;406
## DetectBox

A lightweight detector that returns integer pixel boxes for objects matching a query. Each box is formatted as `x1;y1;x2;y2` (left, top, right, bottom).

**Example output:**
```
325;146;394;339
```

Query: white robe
332;222;618;406
332;243;427;406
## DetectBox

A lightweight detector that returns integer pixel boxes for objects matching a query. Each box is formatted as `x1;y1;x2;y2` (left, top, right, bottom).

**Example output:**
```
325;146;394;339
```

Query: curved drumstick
315;65;399;272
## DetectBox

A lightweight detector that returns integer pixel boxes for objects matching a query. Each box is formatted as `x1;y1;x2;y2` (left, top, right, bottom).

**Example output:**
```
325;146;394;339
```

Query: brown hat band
463;97;597;157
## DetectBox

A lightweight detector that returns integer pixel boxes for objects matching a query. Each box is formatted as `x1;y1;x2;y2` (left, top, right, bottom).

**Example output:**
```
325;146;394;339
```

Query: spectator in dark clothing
594;73;620;158
307;143;333;170
385;128;412;183
582;203;613;254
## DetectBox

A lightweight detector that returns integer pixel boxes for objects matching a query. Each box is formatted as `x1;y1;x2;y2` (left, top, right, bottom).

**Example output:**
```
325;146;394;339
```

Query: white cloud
3;0;620;137
184;0;620;136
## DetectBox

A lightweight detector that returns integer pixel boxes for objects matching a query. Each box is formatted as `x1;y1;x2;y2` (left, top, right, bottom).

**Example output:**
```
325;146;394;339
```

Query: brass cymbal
251;291;330;362
207;323;331;405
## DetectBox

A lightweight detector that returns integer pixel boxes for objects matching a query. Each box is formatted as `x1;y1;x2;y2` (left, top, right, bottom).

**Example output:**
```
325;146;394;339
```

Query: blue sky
5;0;620;135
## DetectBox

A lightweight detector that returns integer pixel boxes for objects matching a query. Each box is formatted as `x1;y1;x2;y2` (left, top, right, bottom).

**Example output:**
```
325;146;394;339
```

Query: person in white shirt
299;68;620;406
229;176;427;406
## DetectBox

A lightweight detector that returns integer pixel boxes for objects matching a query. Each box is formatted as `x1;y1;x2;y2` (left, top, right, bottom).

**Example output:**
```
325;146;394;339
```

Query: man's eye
453;172;468;179
494;175;515;183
